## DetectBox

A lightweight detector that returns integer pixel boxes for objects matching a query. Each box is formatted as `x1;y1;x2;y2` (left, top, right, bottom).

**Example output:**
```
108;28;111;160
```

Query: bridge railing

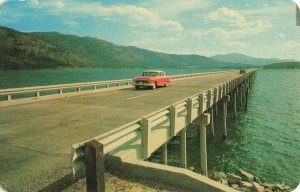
0;71;229;105
0;79;133;102
71;69;256;177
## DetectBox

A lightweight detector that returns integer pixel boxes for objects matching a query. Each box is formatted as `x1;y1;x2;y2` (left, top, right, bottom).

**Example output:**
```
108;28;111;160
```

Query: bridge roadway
0;70;242;191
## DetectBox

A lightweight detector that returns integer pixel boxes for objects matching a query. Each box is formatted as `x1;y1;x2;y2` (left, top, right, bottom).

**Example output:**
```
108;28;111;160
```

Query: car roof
143;70;164;73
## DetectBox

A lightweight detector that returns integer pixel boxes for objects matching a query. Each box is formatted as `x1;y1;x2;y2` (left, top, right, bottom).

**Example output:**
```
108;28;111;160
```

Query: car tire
152;83;157;90
135;85;140;90
164;82;169;87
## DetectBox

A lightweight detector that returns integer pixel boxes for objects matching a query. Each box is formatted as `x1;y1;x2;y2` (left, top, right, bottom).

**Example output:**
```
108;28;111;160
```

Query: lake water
0;68;299;188
0;68;221;89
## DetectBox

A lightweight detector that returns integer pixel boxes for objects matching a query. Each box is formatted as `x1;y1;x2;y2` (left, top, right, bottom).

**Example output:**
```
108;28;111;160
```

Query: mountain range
212;53;295;66
0;26;296;70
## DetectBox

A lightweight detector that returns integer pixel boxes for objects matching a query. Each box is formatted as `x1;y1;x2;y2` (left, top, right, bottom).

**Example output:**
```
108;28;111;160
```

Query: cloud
207;7;246;26
65;20;79;29
148;0;212;17
283;41;300;48
93;4;183;31
0;0;9;8
30;2;183;31
30;0;38;5
192;28;231;38
224;40;249;47
279;33;285;38
292;0;300;7
196;7;271;39
55;1;64;9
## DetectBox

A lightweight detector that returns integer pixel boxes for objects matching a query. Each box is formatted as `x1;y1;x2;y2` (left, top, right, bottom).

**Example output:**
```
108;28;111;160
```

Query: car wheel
152;83;157;90
164;83;168;87
135;85;140;90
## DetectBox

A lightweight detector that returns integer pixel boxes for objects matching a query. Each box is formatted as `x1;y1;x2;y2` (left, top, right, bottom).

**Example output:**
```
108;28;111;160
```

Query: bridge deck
0;70;243;190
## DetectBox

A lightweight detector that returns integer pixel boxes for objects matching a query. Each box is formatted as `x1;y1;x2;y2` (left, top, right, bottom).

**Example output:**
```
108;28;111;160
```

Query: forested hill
263;62;300;69
0;26;251;70
212;53;295;66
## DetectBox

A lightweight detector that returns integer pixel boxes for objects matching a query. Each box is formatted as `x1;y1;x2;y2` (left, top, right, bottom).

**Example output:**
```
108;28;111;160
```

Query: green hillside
212;53;295;66
0;26;252;70
263;62;300;69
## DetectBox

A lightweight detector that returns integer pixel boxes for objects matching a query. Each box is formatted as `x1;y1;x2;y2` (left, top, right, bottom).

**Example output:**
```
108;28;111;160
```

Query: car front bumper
132;82;155;87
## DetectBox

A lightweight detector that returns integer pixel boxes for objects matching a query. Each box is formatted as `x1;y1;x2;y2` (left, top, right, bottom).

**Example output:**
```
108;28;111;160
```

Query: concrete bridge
0;69;256;191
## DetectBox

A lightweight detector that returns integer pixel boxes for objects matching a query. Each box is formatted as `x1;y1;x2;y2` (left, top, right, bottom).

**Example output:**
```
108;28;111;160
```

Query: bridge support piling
215;103;218;116
233;90;237;118
198;113;210;176
180;128;187;168
209;107;215;137
245;88;249;110
236;87;240;108
242;84;245;107
239;85;243;107
222;95;230;139
161;142;167;165
84;140;105;192
214;88;218;117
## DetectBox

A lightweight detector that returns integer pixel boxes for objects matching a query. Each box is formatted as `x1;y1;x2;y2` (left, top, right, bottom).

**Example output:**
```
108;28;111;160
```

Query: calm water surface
0;68;221;89
0;68;299;188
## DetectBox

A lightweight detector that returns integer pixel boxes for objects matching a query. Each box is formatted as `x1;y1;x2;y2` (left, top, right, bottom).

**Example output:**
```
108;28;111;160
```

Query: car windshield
143;72;158;77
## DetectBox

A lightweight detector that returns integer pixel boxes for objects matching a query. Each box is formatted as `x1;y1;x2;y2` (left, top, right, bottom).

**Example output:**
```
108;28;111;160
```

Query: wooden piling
198;113;210;176
180;128;187;168
161;142;167;165
222;95;230;139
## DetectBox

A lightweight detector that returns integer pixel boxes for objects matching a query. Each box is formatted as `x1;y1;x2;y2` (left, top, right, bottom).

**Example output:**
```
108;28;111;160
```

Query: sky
0;0;299;60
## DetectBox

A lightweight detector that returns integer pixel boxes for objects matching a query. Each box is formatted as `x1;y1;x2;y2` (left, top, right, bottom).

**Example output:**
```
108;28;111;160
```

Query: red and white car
132;70;171;90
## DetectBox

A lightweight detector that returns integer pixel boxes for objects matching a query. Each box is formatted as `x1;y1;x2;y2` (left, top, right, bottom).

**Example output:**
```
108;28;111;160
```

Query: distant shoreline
263;62;300;69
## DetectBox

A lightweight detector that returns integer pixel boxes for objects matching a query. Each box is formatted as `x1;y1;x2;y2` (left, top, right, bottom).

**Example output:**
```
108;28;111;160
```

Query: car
239;69;246;74
132;70;171;90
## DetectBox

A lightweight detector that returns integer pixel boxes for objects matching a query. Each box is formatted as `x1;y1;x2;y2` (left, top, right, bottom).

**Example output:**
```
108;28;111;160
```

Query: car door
158;72;165;86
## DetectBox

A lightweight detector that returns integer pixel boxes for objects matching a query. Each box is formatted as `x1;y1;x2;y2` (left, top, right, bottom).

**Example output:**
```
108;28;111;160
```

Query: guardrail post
84;139;105;192
36;91;40;97
169;105;177;137
59;89;63;94
6;95;12;101
106;84;109;88
77;87;81;92
198;113;210;176
161;142;167;165
93;85;97;90
141;117;151;159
